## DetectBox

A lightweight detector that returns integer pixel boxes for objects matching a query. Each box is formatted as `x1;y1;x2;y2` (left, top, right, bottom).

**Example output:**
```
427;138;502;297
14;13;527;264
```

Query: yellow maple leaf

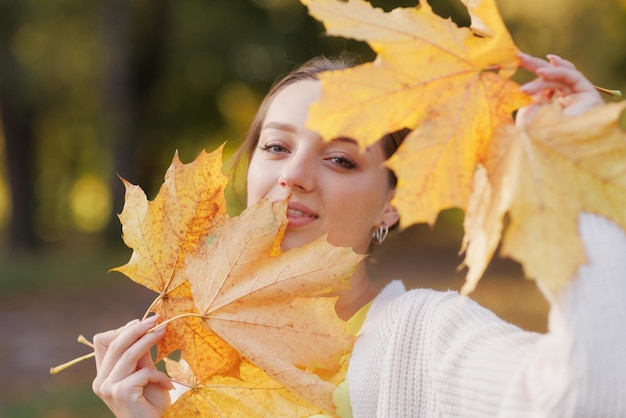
163;359;321;418
461;101;626;294
185;197;362;414
301;0;531;226
112;146;227;294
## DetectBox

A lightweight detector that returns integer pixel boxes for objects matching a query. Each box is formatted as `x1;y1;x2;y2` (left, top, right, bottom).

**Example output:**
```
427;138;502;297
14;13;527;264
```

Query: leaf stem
147;312;206;333
49;313;204;375
169;378;194;389
142;293;165;321
77;335;94;349
594;85;622;99
49;335;96;374
49;352;95;375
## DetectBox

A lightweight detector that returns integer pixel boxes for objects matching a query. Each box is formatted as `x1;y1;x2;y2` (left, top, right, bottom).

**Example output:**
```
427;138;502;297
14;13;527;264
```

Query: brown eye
329;156;357;169
259;143;289;154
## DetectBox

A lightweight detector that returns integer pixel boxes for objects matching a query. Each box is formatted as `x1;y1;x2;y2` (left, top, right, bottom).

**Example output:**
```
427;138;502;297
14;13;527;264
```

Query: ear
379;204;399;229
378;190;400;228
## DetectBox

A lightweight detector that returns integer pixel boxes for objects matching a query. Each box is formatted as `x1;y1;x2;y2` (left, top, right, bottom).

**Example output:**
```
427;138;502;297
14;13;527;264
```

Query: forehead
263;80;321;128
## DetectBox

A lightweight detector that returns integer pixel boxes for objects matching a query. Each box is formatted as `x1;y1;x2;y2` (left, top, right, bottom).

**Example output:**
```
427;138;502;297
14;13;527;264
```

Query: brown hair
225;54;410;210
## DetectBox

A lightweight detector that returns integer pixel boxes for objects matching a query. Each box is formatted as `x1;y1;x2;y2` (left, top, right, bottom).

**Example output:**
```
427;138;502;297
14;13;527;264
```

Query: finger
521;79;572;97
93;319;139;370
105;320;166;384
535;66;597;94
517;52;550;73
546;54;577;70
96;367;173;405
130;368;174;414
137;344;159;371
98;316;160;380
93;329;118;370
125;367;174;392
561;97;600;117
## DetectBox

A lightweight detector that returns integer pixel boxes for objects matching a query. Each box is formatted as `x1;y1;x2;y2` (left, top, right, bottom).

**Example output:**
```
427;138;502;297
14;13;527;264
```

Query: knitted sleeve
348;213;626;417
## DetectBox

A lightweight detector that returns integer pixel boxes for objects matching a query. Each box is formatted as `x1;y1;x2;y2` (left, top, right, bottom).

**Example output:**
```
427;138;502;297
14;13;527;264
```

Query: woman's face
246;79;398;253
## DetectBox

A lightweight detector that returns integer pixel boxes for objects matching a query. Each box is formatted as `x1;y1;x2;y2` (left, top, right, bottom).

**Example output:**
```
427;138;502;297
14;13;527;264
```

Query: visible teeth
288;208;314;217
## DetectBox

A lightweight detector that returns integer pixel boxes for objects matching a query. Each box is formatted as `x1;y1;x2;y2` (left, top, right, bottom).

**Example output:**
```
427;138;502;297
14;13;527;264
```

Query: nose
278;156;315;192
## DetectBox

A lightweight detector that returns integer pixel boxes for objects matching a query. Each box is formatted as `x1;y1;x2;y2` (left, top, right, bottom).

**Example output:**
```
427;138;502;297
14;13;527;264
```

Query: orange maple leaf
184;197;362;414
153;282;241;381
301;0;531;227
461;101;626;294
111;146;234;376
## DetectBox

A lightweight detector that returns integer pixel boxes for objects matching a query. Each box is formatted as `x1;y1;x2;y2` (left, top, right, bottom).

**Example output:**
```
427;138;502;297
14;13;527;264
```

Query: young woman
92;53;626;417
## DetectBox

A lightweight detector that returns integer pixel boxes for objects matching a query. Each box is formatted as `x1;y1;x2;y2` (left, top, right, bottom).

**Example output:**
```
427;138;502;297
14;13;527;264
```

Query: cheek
329;181;385;228
245;160;265;206
326;207;363;245
351;178;387;206
326;193;377;252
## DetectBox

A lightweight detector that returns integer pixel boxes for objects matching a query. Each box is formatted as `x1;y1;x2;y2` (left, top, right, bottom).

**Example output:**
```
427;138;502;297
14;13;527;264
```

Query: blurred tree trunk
0;2;39;253
0;94;38;252
100;0;171;240
100;0;134;240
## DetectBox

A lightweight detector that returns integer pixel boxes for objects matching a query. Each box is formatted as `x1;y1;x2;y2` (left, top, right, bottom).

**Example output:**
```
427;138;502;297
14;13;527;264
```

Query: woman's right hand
92;315;173;418
516;52;604;124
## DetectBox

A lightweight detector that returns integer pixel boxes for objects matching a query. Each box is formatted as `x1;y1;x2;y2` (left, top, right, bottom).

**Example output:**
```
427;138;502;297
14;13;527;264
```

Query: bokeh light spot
216;82;261;127
68;174;112;233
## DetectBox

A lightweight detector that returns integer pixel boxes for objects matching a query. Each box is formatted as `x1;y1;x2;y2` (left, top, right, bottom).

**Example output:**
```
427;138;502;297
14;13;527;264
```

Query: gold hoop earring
372;222;389;245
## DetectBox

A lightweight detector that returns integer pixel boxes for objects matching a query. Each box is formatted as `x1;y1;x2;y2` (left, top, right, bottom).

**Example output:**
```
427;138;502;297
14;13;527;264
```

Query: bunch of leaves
301;0;626;293
110;145;361;416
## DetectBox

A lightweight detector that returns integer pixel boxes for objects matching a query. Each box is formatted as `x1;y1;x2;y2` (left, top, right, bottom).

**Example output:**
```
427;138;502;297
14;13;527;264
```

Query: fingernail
546;54;561;61
143;315;159;326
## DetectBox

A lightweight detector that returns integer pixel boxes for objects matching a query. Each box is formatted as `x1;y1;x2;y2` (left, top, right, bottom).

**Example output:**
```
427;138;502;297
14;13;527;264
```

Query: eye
259;142;289;154
328;155;358;169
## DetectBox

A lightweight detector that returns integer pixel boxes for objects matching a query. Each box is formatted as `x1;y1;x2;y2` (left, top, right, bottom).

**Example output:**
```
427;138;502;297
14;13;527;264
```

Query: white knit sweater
348;213;626;417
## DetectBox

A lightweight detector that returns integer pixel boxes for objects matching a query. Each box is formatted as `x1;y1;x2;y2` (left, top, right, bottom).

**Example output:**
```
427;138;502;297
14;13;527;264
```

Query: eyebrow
262;121;358;145
263;121;298;134
332;136;359;145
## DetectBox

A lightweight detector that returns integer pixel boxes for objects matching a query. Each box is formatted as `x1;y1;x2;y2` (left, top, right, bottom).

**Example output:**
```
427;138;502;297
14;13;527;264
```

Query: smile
286;203;318;226
287;208;316;218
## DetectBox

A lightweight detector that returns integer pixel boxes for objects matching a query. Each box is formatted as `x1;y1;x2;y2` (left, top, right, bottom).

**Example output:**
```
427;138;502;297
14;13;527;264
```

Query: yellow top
310;301;373;418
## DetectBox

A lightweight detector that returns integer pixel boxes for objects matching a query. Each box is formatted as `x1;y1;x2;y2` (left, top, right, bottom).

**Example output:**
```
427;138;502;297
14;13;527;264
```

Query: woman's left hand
516;52;604;124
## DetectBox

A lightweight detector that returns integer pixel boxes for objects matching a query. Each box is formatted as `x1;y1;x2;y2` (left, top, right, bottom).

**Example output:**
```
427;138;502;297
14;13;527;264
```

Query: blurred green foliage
1;385;111;418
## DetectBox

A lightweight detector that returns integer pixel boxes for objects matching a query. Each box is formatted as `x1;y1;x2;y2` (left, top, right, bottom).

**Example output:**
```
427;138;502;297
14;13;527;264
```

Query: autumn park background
0;0;625;416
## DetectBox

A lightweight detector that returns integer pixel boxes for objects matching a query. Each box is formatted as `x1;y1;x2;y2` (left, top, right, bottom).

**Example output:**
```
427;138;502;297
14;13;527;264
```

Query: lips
286;202;318;226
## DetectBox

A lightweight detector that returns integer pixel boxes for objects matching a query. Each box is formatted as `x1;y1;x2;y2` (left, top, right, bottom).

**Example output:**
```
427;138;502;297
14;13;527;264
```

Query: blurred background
0;0;624;416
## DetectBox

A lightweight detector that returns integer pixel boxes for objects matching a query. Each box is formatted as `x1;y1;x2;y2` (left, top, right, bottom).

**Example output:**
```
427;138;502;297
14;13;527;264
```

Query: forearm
538;212;626;414
467;212;626;416
449;213;626;416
